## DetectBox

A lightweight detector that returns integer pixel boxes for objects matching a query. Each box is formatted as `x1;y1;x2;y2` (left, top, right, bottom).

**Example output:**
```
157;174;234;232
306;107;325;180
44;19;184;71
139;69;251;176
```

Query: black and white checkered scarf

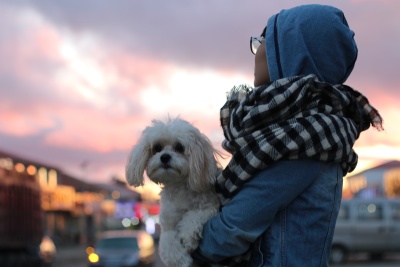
216;74;383;205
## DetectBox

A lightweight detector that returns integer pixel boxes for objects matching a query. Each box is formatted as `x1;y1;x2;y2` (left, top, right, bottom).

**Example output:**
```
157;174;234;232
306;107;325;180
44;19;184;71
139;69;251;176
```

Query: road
52;245;399;267
52;244;166;267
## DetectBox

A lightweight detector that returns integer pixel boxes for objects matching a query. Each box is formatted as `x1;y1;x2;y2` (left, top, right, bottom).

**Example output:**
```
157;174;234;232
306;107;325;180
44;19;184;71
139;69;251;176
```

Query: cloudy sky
1;0;399;184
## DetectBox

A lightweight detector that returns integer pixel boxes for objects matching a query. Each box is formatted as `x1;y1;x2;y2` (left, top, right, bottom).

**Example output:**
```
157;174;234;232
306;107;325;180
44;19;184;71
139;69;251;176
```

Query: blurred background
1;0;399;266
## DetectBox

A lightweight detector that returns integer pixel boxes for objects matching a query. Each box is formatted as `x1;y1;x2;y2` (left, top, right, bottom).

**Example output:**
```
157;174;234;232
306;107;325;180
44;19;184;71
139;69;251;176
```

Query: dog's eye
153;143;163;153
175;142;184;153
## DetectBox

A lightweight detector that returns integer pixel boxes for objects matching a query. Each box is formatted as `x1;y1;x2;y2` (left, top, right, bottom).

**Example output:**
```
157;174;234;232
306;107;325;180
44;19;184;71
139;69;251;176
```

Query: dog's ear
187;132;218;192
125;135;150;187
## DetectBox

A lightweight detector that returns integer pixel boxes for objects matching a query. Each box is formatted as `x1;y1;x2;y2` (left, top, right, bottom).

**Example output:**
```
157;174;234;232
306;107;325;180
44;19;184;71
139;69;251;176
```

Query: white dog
125;117;221;267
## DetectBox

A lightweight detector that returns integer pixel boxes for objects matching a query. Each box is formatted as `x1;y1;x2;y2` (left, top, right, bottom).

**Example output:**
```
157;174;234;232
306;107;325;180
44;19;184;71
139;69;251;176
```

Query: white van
330;198;400;264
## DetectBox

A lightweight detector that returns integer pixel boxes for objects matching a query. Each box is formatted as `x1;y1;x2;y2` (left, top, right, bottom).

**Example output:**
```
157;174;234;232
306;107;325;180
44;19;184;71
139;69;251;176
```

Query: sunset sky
1;0;399;185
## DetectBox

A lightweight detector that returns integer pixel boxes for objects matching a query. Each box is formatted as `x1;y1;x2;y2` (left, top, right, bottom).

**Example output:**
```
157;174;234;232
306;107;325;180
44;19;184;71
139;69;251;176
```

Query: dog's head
125;117;219;192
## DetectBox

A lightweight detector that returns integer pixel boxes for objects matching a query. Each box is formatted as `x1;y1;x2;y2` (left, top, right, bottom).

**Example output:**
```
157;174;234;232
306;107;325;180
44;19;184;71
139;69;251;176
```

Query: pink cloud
43;106;151;152
0;108;55;136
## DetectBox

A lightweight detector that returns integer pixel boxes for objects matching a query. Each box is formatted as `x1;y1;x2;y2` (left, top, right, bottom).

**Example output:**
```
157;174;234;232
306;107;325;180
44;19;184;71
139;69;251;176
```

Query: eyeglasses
250;26;267;55
250;36;265;55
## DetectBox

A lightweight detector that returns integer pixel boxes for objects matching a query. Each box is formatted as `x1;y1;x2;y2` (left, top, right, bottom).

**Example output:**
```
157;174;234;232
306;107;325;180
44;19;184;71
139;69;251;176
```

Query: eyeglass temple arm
261;26;266;37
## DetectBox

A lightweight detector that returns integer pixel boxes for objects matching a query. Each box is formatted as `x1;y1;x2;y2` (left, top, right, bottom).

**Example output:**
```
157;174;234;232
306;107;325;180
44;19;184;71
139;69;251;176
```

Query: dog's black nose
160;153;171;164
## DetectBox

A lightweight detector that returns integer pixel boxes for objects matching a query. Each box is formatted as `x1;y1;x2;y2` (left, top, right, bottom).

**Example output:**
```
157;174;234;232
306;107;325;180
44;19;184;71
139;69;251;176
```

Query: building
0;149;141;246
344;160;400;199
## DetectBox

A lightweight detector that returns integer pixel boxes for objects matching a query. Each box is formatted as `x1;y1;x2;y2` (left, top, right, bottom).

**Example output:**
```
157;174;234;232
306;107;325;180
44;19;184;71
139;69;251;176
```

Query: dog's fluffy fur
125;117;221;267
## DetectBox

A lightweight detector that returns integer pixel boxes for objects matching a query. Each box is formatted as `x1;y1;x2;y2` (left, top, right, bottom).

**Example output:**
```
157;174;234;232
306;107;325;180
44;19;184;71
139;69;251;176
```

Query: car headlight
88;252;100;263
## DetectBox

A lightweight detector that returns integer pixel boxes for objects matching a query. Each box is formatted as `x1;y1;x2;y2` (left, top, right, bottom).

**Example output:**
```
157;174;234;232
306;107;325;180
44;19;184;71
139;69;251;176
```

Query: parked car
330;198;400;264
87;230;155;267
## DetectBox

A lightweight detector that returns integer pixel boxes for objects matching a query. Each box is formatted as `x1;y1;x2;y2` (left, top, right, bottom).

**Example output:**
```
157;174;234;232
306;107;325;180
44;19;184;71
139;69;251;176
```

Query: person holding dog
190;4;383;267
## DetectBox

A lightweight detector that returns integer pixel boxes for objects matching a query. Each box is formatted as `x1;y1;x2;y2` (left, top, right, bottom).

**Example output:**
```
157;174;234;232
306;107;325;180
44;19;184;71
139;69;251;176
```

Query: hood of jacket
265;4;358;84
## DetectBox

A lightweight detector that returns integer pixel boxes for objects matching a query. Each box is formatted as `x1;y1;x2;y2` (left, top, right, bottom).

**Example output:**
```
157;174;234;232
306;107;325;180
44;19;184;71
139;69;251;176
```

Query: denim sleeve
192;159;323;264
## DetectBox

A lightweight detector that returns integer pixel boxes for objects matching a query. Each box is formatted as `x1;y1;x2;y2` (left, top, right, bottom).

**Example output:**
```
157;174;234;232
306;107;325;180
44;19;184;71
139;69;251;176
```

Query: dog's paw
176;253;194;267
161;250;193;267
180;232;199;252
177;223;201;252
159;231;195;267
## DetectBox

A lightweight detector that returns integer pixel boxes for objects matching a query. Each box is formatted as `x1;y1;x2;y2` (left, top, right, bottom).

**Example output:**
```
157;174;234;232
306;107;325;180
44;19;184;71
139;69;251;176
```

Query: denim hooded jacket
192;4;359;267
